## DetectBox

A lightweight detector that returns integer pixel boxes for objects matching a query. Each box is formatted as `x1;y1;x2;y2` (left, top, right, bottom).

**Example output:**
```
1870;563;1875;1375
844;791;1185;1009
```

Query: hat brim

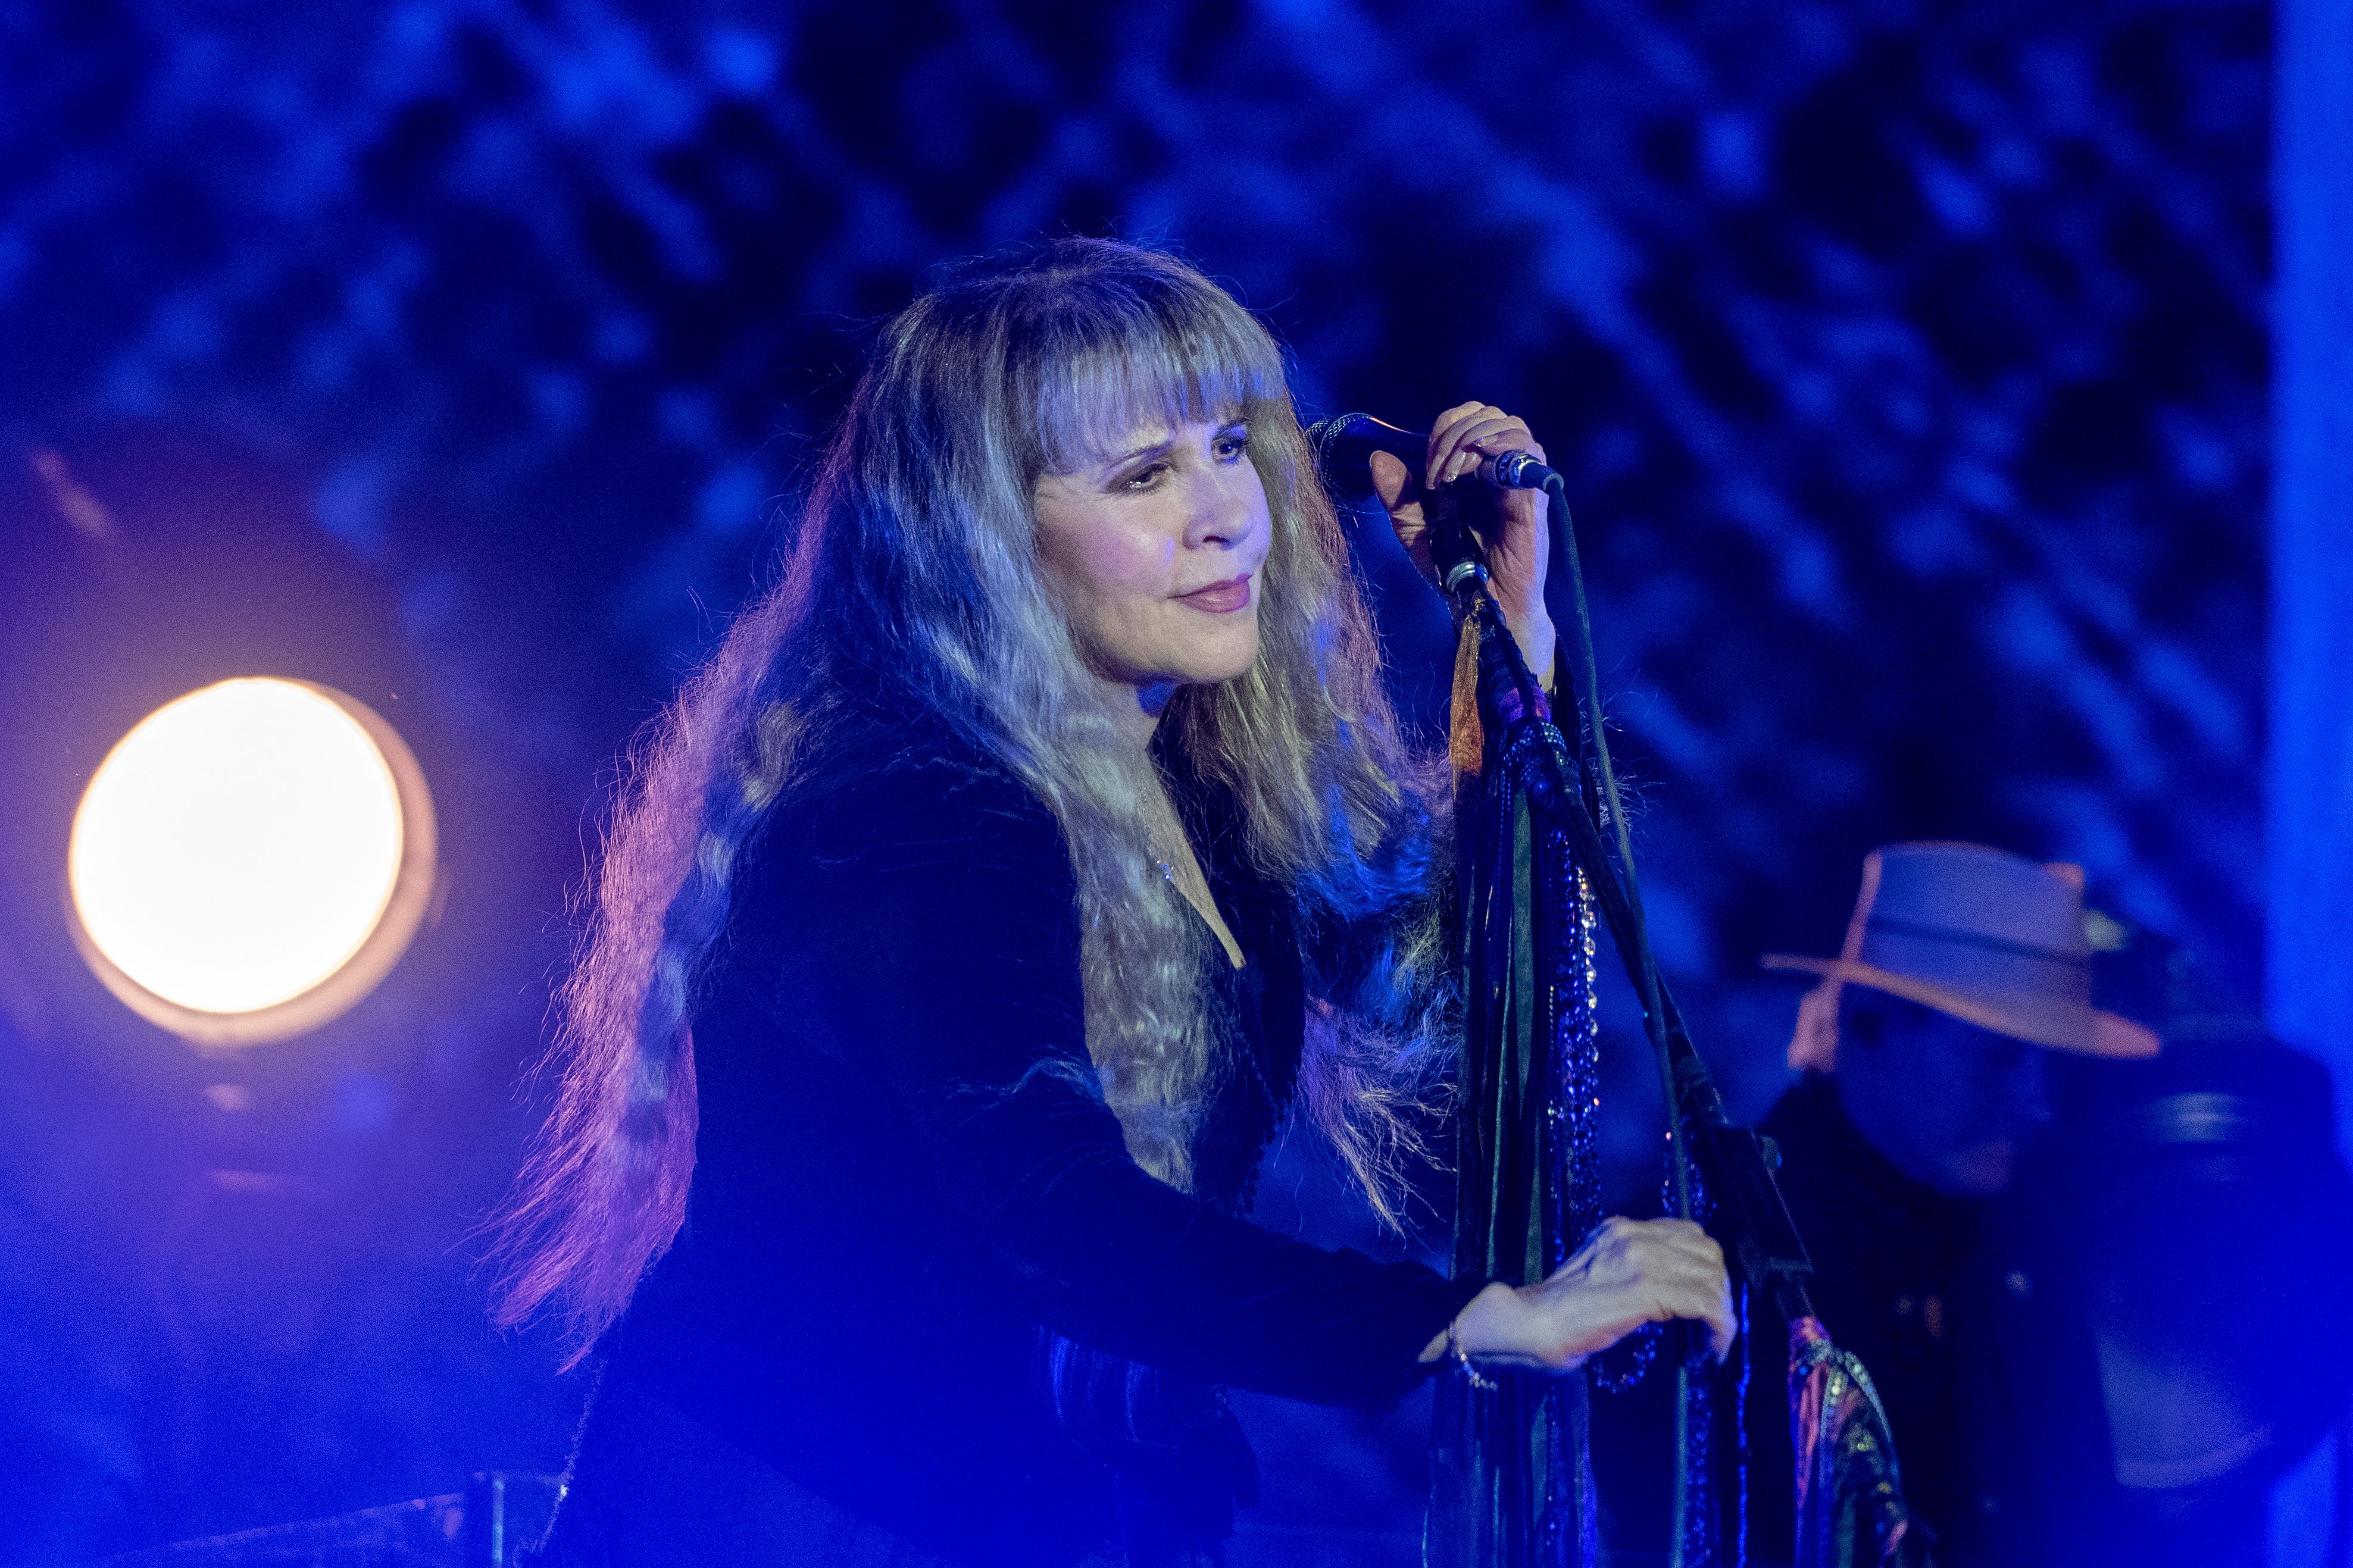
1760;954;2160;1060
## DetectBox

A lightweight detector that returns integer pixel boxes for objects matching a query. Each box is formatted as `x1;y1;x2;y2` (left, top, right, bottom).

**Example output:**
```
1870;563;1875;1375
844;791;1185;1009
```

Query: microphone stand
1425;477;1925;1568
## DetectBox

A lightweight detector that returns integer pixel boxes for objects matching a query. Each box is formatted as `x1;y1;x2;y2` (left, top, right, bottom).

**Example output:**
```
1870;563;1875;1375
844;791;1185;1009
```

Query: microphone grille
1302;414;1368;453
1302;414;1384;502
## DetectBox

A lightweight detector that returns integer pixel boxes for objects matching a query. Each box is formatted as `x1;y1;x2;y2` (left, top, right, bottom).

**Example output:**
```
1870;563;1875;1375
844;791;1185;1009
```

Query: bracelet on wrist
1448;1319;1502;1392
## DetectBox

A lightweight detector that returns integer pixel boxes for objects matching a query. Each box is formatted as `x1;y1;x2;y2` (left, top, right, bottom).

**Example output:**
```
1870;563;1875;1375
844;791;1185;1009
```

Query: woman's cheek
1087;524;1173;601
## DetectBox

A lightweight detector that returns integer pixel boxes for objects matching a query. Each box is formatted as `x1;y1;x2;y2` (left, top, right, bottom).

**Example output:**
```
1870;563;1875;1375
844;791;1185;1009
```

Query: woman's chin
1185;643;1262;688
1160;626;1262;688
1095;621;1262;693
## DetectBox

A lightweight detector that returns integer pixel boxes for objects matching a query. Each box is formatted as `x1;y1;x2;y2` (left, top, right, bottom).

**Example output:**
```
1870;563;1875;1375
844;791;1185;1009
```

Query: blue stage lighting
65;677;437;1047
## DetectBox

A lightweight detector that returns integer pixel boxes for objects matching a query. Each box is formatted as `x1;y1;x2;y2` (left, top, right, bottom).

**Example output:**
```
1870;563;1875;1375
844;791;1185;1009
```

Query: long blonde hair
489;239;1453;1366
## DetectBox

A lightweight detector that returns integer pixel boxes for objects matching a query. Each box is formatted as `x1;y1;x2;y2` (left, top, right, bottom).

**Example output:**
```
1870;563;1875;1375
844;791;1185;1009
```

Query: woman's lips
1176;574;1253;614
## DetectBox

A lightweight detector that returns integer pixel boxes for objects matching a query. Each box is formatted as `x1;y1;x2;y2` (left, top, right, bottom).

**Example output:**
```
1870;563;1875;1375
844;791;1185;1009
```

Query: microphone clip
1423;475;1489;599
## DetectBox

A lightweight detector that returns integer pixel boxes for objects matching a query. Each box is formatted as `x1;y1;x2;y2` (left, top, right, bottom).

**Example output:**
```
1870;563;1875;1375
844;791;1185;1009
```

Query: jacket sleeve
765;753;1485;1411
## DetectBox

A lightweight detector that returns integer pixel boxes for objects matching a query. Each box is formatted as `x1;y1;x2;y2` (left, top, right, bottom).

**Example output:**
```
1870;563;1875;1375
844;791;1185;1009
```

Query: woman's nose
1183;465;1252;548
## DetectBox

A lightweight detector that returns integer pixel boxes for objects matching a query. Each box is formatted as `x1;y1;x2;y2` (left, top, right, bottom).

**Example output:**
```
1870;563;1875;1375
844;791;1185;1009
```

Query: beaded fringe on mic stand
1428;613;1610;1568
1419;470;1918;1568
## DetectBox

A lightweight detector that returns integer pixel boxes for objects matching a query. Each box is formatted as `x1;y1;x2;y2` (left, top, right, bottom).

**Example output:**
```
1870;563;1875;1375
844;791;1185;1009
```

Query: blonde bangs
1015;269;1292;480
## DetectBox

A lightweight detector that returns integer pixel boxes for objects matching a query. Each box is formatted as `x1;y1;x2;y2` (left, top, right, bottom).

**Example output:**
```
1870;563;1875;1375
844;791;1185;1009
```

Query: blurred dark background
0;0;2299;1562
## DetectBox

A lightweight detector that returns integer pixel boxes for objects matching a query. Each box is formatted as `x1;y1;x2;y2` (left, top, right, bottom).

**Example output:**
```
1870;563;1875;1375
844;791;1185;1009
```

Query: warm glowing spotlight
67;678;437;1046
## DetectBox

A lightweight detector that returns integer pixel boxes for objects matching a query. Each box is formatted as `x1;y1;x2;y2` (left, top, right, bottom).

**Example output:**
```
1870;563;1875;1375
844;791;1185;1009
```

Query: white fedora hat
1763;841;2160;1072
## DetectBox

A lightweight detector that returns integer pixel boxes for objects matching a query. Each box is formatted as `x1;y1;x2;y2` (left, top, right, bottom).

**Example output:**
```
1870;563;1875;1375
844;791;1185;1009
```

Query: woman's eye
1120;462;1168;491
1216;431;1250;460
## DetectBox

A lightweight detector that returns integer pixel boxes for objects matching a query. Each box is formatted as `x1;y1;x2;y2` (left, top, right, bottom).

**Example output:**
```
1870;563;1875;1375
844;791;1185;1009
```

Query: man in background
1748;841;2159;1566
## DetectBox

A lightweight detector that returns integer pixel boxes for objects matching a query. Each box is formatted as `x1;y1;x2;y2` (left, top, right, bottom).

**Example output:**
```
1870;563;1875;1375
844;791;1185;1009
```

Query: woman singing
495;238;1732;1567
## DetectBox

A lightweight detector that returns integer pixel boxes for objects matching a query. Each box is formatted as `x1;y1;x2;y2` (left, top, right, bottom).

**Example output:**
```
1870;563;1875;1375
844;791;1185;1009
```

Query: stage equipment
1308;417;1923;1567
82;1472;561;1567
66;677;437;1047
2054;1028;2353;1561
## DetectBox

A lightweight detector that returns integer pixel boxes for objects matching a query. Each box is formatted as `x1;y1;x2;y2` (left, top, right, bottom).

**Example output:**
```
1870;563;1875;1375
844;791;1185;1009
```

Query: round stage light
66;678;437;1046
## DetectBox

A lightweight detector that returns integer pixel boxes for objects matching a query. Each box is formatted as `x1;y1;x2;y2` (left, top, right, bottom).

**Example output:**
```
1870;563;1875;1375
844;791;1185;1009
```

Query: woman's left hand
1367;401;1556;680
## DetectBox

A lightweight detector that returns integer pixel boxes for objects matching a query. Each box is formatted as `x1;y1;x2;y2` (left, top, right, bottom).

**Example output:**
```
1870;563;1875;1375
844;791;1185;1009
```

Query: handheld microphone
1304;413;1560;502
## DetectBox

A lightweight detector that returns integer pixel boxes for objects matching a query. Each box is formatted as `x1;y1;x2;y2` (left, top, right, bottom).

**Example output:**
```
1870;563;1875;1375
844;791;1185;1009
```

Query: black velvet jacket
602;706;1480;1567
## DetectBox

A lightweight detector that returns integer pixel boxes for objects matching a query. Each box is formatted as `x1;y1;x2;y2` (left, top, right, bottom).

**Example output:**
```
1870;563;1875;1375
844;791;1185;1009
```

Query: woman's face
1032;412;1271;693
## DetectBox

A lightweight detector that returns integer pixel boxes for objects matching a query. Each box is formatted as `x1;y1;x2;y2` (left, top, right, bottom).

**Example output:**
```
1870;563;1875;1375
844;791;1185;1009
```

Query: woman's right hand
1436;1216;1737;1371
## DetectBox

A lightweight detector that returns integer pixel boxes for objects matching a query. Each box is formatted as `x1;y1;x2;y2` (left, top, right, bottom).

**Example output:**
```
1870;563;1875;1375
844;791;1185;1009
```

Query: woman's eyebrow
1083;412;1240;474
1100;434;1174;470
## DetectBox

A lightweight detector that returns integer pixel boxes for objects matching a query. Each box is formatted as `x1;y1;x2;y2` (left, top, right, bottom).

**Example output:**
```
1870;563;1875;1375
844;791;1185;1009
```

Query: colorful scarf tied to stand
1790;1317;1917;1567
